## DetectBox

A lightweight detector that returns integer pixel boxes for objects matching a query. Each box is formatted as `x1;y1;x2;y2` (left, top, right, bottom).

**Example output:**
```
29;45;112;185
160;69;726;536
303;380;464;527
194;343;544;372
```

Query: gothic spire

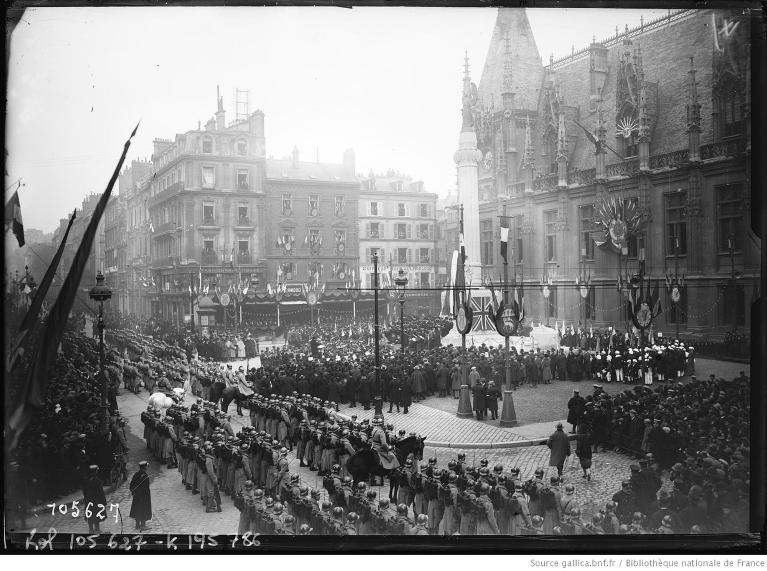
502;32;513;94
637;44;650;141
686;56;701;133
461;51;476;131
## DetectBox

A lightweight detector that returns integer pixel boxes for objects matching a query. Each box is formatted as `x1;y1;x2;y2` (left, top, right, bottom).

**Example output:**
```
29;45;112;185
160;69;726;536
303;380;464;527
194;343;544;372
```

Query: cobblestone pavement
13;356;744;535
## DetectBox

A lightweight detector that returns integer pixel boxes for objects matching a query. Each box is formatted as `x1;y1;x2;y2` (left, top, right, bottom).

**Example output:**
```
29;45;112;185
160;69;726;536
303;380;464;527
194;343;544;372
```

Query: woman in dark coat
472;381;486;420
399;377;412;414
129;461;153;531
82;465;107;533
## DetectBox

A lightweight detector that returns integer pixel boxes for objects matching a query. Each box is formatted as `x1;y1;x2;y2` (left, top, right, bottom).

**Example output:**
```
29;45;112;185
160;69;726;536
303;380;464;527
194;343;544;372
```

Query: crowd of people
6;308;751;535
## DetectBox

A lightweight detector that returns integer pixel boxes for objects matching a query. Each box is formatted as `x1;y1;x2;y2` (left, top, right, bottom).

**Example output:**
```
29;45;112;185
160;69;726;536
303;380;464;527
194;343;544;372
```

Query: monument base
441;324;561;353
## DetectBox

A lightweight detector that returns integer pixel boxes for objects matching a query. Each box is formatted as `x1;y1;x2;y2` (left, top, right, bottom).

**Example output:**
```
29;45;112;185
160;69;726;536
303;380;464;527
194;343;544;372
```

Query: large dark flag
5;189;25;247
8;123;139;448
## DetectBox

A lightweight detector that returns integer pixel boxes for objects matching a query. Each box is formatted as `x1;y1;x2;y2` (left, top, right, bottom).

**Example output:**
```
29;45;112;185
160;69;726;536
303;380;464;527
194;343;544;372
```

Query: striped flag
5;189;25;247
8;123;139;449
500;226;509;263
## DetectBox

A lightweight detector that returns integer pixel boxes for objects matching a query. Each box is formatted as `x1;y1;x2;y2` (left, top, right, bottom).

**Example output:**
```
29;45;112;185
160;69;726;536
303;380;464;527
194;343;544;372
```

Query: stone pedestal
457;384;474;418
500;390;518;427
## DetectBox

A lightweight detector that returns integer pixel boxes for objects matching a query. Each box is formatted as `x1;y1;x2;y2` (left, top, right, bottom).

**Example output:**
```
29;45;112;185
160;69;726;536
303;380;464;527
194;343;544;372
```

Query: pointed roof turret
461;51;478;132
522;115;535;168
478;8;543;112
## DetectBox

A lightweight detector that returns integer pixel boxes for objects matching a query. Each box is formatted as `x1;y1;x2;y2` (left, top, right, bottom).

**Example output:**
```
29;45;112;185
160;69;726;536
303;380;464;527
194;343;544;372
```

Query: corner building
465;8;754;337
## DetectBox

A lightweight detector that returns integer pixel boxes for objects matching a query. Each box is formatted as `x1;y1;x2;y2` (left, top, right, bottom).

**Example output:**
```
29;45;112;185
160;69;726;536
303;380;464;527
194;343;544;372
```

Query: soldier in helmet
412;514;429;535
280;514;296;535
250;488;266;535
338;429;356;479
438;472;460;535
298;523;313;536
507;483;532;536
393;503;414;535
331;506;346;535
271;447;289;497
475;482;500;534
344;512;359;535
237;480;255;535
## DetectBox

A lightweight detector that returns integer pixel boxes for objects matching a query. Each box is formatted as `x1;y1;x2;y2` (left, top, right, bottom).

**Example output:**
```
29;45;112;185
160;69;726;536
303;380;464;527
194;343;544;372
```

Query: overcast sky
6;6;671;234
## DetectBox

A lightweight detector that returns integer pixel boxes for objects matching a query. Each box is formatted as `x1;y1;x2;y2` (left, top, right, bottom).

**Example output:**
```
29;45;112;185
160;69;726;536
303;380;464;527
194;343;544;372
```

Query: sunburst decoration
616;116;639;138
593;195;646;253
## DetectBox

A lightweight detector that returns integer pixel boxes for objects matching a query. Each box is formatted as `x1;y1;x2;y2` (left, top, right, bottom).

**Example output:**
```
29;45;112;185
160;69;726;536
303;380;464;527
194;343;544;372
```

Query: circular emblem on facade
285;241;292;251
543;285;551;299
609;218;627;247
338;243;345;253
579;285;589;299
338;271;346;280
311;209;318;217
456;306;468;333
671;286;681;303
306;291;318;306
636;302;652;328
220;293;231;307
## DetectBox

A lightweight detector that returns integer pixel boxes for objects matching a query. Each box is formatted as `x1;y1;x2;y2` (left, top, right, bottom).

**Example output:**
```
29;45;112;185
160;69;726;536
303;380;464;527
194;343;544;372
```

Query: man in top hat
129;460;152;532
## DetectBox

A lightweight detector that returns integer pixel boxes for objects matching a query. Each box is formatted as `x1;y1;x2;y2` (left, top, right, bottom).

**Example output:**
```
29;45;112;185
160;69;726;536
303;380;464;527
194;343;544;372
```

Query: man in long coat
129;460;152;531
567;390;586;434
547;423;571;479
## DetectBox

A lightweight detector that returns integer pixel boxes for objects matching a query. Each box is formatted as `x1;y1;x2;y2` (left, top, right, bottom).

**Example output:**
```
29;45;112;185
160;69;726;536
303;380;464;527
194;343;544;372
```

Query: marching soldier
249;488;266;535
237;480;255;534
205;443;222;512
297;420;311;468
507;483;532;536
475;482;499;535
344;512;359;535
438;472;460;535
338;429;356;479
393;503;413;535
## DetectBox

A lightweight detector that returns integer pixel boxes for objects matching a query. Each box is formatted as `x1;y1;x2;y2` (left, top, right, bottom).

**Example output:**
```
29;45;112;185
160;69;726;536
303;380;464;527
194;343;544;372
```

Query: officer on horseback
370;416;399;476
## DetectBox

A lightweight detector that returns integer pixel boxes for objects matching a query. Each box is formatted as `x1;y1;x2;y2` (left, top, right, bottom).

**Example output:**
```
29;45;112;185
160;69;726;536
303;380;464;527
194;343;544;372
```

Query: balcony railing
650;149;689;170
201;250;218;265
235;217;252;226
201;217;217;226
699;137;745;161
568;167;596;187
236;252;252;264
368;231;380;239
419;256;431;264
533;172;558;192
507;181;527;196
605;159;639;178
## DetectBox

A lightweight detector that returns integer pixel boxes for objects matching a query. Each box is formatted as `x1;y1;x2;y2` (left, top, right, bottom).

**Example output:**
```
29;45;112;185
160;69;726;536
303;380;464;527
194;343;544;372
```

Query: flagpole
502;204;511;392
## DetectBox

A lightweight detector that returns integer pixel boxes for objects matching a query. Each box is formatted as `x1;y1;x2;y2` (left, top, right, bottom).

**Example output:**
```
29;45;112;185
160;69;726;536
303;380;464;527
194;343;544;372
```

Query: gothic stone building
467;8;754;338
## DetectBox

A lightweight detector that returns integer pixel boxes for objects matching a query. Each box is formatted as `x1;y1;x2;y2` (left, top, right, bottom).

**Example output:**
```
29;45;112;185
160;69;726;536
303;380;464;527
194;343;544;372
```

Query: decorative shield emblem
306;291;318;306
636;302;652;328
609;218;627;248
338;271;346;280
671;286;681;303
496;307;518;337
285;242;292;251
220;293;231;306
579;285;589;299
338;243;345;253
456;306;468;333
543;285;550;299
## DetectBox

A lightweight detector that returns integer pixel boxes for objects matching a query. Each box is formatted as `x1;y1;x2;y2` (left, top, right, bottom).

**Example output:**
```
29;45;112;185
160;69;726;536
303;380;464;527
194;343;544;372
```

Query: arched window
717;85;743;138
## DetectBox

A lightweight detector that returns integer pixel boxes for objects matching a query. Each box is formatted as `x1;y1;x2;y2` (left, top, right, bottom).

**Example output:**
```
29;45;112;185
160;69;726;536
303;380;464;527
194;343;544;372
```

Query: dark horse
208;382;248;415
346;435;426;488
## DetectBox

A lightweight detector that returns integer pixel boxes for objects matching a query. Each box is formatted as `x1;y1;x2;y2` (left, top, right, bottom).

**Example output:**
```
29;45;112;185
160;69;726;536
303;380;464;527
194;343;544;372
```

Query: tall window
398;248;408;264
238;239;249;253
369;201;381;216
237;169;249;190
309;194;319;216
718;284;745;327
237;139;247;156
717;183;744;251
420;272;430;288
202;137;213;154
369;222;380;239
480;219;494;266
666;289;688;324
238;204;249;225
544;210;557;262
335;195;345;216
202;201;215;225
397;223;409;240
665;192;687;256
547;287;557;319
282;194;293;216
579;205;595;260
585;286;595;320
514;217;524;263
717;86;743;139
203;239;214;252
398;203;407;217
202;166;215;188
418;223;430;240
419;203;429;217
368;247;380;264
419;248;431;263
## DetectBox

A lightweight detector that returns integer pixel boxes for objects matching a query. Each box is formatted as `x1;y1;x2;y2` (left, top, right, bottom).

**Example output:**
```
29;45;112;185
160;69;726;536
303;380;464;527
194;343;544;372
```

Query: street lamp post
674;234;680;340
394;269;409;354
89;271;112;423
373;254;383;417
